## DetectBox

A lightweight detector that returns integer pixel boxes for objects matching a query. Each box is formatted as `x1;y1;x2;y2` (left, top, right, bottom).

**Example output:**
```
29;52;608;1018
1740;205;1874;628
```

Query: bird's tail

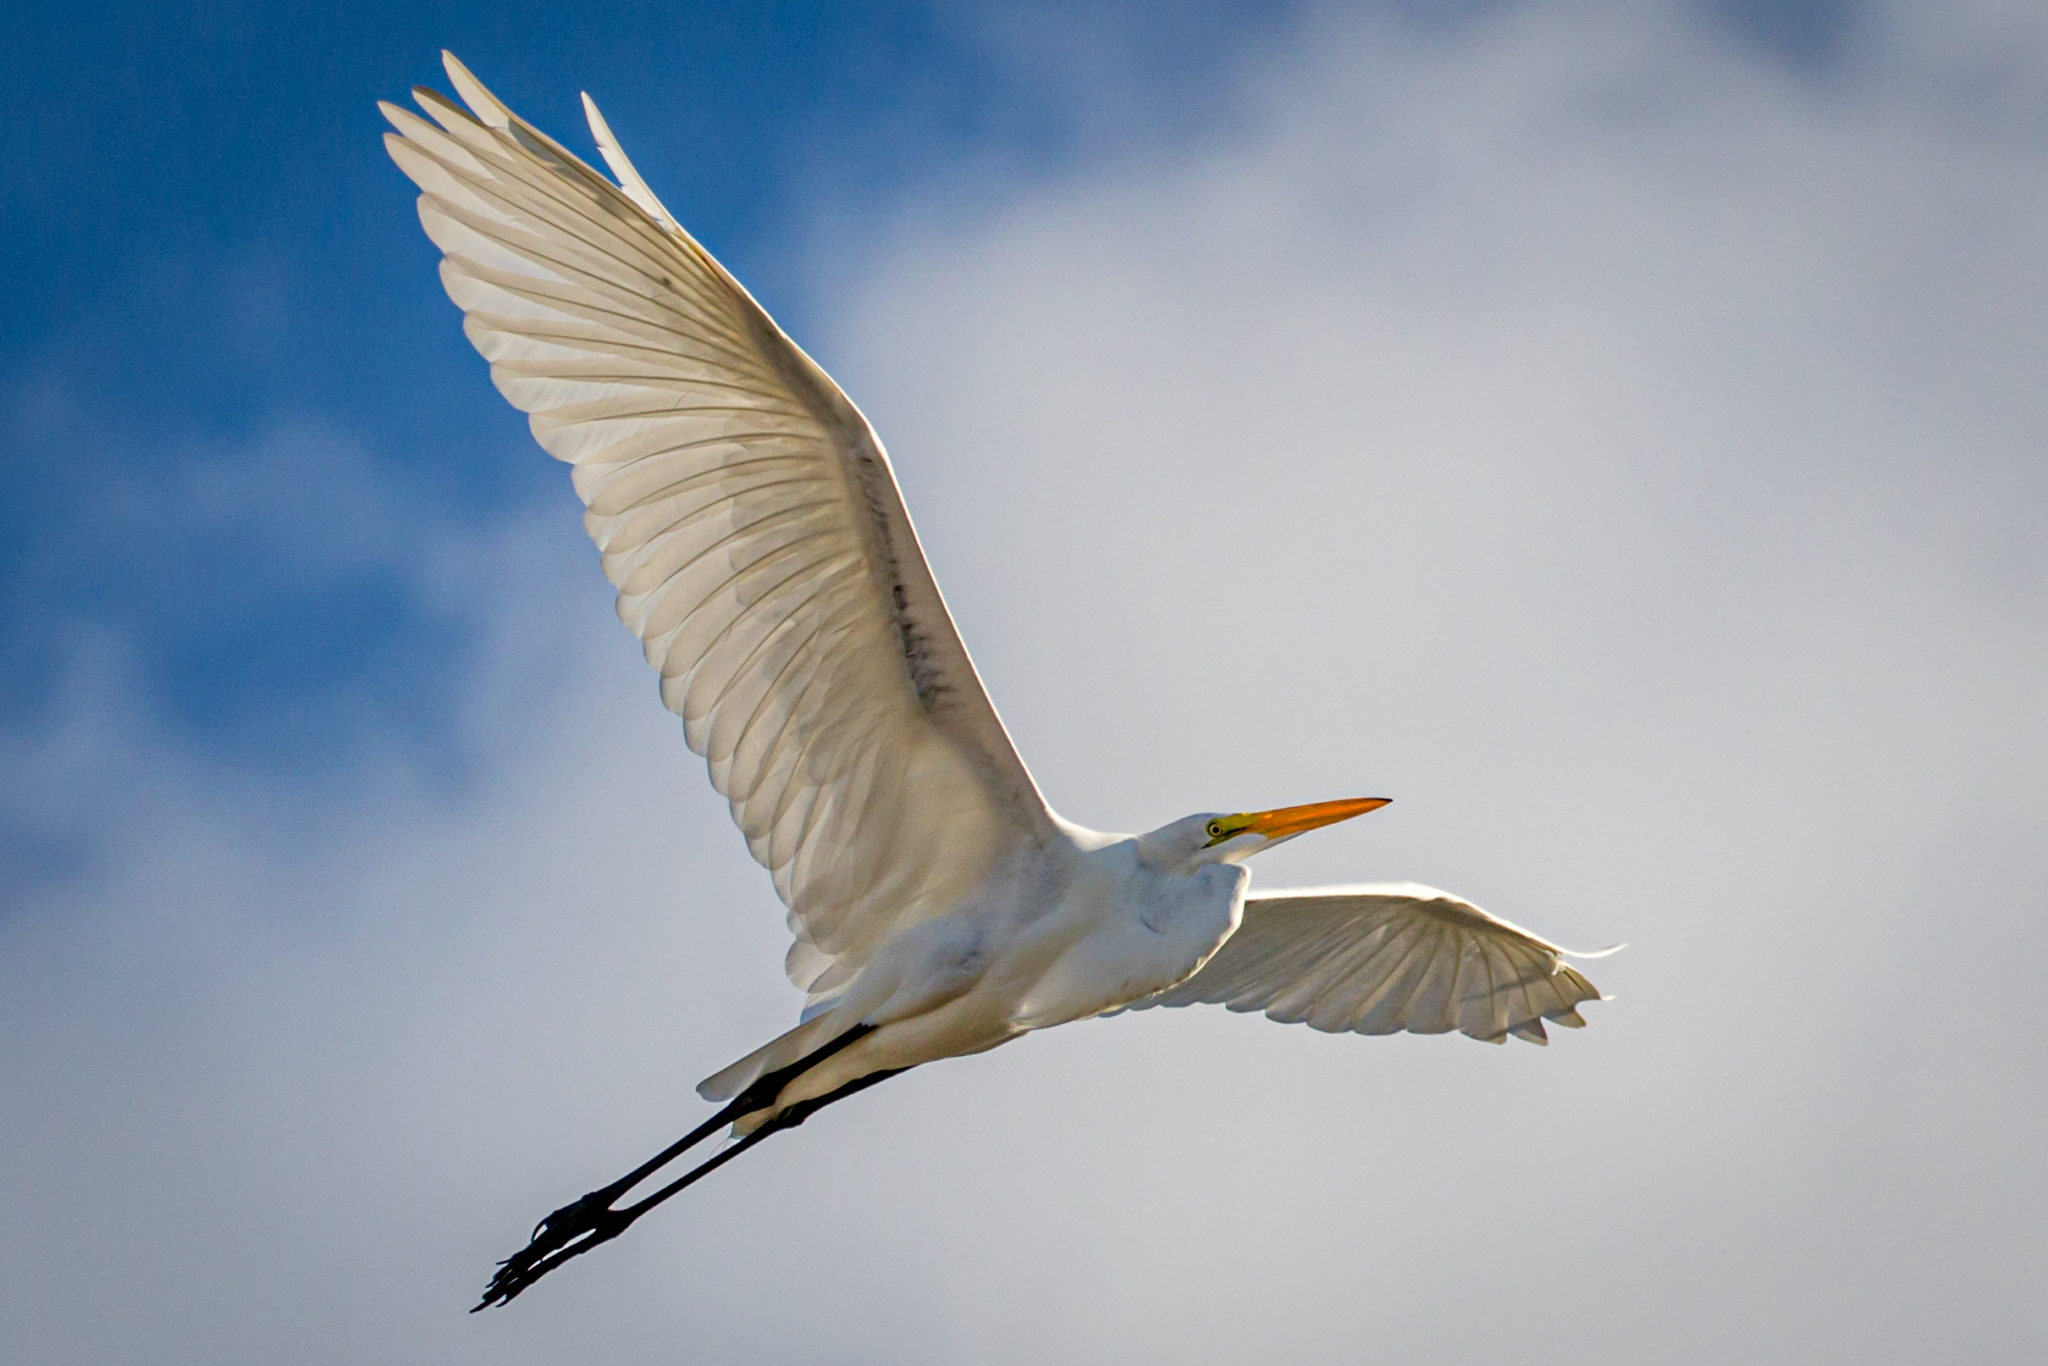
696;1009;858;1102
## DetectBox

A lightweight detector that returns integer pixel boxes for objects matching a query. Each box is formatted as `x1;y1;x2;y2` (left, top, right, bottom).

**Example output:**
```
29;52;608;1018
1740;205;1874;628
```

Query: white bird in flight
382;53;1613;1310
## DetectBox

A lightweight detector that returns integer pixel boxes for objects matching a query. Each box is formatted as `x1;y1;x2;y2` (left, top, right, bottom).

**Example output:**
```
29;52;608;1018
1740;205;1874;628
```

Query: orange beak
1240;796;1390;841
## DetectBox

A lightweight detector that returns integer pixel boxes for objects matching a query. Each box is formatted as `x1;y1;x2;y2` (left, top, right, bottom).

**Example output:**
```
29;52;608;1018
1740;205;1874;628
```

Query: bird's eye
1205;820;1225;840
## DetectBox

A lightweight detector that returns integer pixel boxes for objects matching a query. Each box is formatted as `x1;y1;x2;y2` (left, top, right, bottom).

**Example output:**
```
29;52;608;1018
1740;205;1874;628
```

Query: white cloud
4;2;2045;1361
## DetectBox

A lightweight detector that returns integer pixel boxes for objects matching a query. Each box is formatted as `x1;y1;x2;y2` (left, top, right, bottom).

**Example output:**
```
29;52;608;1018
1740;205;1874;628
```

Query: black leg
473;1121;784;1309
470;1029;899;1310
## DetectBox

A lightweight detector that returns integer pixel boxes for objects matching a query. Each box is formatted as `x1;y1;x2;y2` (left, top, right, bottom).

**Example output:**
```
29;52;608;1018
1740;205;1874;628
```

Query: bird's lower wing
1127;883;1611;1044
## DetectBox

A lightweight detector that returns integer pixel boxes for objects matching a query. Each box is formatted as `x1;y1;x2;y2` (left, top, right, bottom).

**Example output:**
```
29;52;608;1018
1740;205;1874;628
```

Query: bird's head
1137;797;1390;871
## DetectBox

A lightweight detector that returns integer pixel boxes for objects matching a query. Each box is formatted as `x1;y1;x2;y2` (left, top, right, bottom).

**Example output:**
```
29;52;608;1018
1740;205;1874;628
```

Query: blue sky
1;0;1851;789
5;1;1307;779
5;3;2046;1362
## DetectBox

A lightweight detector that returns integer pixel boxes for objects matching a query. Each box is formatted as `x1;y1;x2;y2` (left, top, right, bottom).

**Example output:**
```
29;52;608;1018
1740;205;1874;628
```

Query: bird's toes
475;1204;635;1310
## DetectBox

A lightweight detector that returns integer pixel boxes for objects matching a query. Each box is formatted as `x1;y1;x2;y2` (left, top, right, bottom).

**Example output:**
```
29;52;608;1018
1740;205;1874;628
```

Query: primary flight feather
381;53;1612;1309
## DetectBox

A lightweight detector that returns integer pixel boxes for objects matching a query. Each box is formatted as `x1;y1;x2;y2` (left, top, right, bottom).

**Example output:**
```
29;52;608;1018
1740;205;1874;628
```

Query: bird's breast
1007;859;1247;1029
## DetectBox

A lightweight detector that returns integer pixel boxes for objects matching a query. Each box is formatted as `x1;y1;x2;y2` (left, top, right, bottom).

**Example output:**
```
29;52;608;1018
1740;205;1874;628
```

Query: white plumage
381;54;1614;1309
1127;884;1611;1043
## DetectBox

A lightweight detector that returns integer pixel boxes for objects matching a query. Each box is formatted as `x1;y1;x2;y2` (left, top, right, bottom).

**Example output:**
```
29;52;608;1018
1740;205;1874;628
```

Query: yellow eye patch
1203;815;1250;846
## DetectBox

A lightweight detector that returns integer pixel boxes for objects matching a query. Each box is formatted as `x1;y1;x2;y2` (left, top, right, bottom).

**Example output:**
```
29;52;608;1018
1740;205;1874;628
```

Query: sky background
4;1;2046;1361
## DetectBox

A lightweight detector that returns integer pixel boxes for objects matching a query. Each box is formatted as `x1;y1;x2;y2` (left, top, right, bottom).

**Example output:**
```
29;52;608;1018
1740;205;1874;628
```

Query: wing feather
384;55;1055;1001
1131;884;1608;1046
1405;933;1461;1035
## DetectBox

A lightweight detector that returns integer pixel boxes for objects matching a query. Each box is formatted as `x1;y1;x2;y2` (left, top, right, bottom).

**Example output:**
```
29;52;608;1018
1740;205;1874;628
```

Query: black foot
473;1187;636;1310
469;1028;897;1310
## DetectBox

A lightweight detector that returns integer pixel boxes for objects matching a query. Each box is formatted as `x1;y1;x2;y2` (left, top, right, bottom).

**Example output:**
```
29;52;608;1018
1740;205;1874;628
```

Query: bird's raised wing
382;54;1056;1001
1130;884;1609;1044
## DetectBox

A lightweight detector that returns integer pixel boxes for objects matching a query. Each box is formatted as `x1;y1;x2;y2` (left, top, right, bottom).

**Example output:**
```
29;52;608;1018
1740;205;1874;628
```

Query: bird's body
380;53;1614;1309
715;818;1251;1130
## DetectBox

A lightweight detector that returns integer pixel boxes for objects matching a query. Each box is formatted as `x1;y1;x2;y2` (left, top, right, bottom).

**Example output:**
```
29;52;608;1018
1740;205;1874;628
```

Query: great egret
382;53;1613;1310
